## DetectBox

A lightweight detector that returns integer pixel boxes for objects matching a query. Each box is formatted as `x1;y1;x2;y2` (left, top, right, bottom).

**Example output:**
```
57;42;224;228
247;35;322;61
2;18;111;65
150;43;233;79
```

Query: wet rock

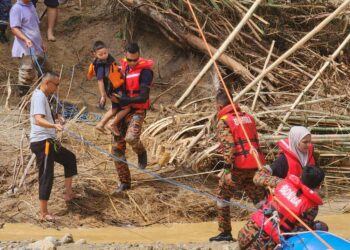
5;188;18;196
44;236;60;246
74;239;86;245
60;233;74;244
27;239;56;250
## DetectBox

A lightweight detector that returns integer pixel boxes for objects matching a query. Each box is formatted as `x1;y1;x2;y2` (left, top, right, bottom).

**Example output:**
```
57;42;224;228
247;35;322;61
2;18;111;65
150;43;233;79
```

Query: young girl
87;41;130;136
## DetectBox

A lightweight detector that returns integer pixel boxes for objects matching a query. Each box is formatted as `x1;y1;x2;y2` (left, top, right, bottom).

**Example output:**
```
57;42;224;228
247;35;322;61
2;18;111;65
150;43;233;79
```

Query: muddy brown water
0;214;349;243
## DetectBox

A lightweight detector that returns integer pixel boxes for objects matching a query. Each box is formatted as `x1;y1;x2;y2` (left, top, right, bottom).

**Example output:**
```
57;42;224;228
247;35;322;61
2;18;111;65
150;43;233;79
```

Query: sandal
40;214;55;222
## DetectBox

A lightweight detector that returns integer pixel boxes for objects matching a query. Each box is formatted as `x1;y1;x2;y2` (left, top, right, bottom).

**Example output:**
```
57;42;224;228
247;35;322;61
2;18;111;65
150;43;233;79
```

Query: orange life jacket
278;139;315;177
251;175;322;243
87;57;124;90
120;58;153;110
218;104;265;169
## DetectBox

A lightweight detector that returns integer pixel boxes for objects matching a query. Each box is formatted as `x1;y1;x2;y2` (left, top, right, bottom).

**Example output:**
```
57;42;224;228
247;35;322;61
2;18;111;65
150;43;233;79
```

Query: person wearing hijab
253;126;318;189
272;126;316;178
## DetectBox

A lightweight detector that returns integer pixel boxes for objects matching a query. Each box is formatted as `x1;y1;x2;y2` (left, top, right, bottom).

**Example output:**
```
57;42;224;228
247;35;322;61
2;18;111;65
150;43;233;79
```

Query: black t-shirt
93;54;118;96
271;154;289;178
139;69;153;87
271;152;317;178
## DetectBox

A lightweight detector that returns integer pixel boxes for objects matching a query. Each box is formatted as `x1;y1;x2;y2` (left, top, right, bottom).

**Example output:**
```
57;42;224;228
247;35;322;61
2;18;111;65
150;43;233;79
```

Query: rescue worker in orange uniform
209;91;266;242
111;42;153;194
238;166;328;250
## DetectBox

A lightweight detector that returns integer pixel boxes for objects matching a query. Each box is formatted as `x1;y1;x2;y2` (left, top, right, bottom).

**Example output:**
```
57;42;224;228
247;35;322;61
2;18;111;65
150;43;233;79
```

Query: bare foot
95;123;106;133
47;34;56;42
64;192;81;202
40;213;55;222
107;123;120;136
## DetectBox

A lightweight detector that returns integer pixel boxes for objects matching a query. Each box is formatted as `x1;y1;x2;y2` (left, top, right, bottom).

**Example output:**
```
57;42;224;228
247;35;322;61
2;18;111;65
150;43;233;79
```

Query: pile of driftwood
111;0;350;193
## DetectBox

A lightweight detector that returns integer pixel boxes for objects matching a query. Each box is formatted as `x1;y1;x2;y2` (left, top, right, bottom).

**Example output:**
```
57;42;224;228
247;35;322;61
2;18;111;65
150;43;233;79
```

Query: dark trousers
30;139;77;200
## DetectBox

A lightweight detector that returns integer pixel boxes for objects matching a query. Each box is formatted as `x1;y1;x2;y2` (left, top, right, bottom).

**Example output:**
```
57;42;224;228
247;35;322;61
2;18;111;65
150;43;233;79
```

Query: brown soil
0;0;237;230
0;0;349;241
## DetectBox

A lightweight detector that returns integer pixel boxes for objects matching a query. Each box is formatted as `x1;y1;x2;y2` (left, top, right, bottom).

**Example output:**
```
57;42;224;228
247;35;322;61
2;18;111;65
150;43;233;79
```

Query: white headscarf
288;126;311;167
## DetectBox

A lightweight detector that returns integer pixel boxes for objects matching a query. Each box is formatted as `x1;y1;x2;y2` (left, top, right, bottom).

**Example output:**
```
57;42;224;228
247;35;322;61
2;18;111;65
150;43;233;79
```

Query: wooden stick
275;32;350;134
5;74;11;111
233;0;350;103
66;65;75;99
127;193;149;223
18;154;36;188
174;0;263;107
251;40;275;111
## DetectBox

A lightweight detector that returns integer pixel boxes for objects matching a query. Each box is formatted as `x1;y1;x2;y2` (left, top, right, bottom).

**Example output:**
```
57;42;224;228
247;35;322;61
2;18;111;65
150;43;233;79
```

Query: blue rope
29;47;45;76
63;128;257;212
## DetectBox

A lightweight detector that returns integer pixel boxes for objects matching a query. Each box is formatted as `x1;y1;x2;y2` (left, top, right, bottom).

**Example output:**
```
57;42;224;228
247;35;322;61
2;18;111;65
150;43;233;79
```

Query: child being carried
87;41;130;136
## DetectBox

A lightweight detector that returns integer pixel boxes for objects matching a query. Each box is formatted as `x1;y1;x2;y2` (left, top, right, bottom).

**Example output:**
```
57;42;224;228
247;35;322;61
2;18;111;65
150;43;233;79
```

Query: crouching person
238;166;328;250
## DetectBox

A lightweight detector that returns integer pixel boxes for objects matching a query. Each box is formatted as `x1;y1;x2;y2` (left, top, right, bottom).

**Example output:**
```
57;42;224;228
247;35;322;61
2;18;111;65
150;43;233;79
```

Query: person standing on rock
209;91;266;242
10;0;49;96
30;72;78;221
110;42;153;194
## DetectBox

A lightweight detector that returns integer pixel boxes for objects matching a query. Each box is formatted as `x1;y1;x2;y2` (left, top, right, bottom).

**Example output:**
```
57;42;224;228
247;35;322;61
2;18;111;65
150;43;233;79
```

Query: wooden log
275;32;350;134
232;0;350;103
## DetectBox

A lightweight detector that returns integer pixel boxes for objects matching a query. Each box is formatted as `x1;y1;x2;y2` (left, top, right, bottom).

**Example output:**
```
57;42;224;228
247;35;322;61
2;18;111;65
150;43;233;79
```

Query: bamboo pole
261;134;350;143
5;74;11;111
251;40;275;111
275;33;350;134
233;0;350;103
271;95;346;109
174;0;263;108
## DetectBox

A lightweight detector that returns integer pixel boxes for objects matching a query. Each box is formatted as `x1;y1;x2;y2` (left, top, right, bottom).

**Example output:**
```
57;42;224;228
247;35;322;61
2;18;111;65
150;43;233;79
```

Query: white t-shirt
30;89;56;142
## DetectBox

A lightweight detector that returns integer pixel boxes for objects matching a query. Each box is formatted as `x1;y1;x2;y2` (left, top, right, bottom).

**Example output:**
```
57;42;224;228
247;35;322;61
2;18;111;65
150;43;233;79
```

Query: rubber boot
209;231;234;242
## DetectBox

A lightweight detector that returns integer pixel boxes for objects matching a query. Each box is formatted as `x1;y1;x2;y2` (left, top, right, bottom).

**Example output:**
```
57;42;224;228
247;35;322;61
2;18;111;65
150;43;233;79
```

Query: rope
29;47;45;76
185;0;263;170
28;49;101;123
185;1;333;249
63;128;256;212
